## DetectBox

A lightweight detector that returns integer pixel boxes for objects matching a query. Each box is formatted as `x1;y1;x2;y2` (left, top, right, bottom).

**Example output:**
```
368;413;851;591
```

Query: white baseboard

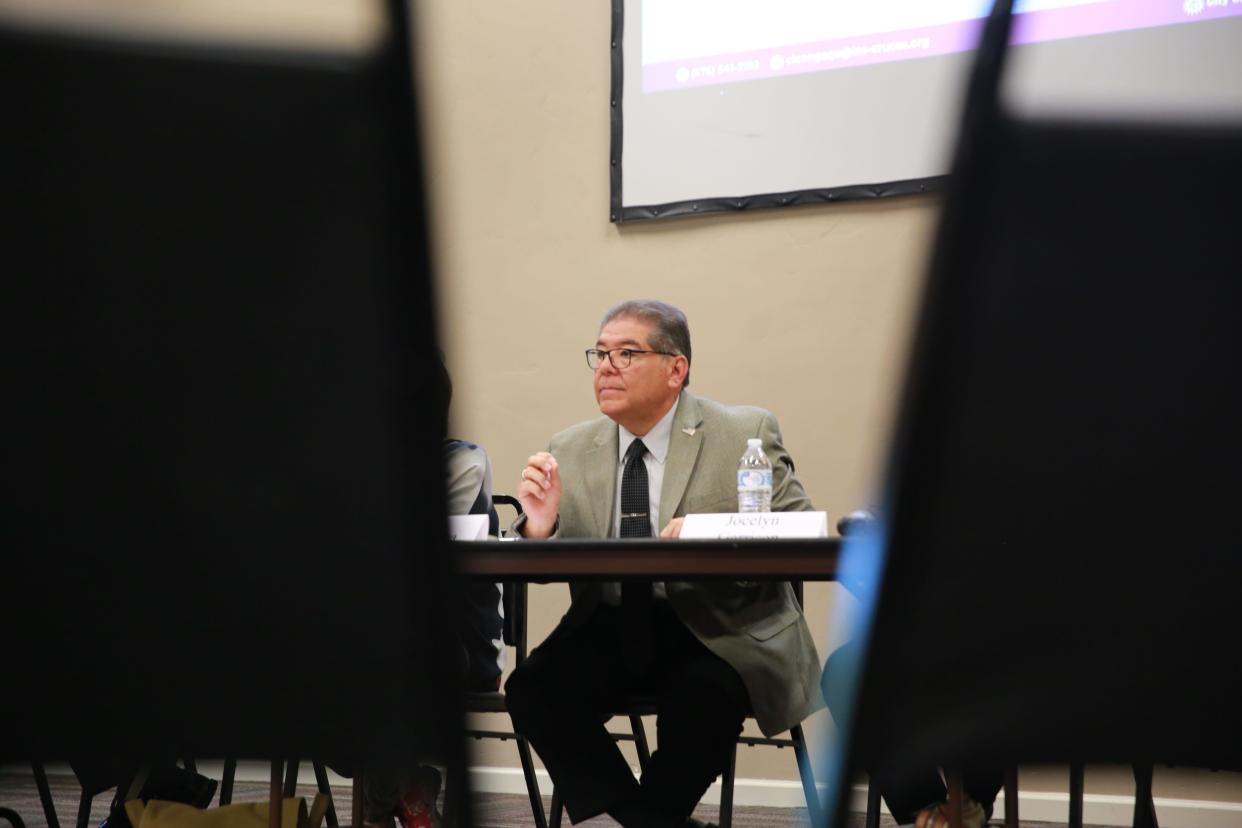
970;789;1242;828
465;767;1242;828
842;783;1242;828
15;761;1242;828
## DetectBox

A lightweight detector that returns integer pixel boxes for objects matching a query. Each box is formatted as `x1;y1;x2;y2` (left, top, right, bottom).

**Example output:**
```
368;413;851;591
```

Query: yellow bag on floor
129;797;309;828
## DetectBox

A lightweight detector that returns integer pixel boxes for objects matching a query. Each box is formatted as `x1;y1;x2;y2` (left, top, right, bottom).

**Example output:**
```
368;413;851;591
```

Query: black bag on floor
101;764;217;828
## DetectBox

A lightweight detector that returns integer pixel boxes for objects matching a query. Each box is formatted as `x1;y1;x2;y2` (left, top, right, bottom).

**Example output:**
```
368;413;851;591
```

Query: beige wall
414;0;932;781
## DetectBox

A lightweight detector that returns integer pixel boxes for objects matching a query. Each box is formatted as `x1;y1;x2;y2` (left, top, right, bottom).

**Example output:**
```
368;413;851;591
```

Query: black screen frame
608;0;944;225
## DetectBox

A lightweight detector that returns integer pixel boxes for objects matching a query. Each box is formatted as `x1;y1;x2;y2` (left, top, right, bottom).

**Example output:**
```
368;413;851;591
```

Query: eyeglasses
585;348;678;370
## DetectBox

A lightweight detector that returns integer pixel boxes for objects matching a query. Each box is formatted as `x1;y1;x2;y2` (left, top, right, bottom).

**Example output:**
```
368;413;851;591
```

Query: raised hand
516;451;561;538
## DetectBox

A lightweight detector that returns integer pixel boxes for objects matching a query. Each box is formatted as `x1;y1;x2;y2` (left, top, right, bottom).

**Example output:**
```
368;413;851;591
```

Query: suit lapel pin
682;427;697;436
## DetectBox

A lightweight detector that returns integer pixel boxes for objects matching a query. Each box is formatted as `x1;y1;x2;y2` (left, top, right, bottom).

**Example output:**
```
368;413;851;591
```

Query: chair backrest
830;0;1242;812
492;494;524;540
2;4;466;770
492;494;528;658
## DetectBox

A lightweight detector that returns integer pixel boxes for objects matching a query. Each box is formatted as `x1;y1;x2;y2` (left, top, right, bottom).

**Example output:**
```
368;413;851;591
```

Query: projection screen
613;0;1242;222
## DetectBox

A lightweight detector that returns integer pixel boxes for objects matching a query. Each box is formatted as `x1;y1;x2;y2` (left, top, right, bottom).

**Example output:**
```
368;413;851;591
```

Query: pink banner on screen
642;1;1242;93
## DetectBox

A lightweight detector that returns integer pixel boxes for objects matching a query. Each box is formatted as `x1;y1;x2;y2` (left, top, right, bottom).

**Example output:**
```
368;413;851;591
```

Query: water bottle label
737;469;772;490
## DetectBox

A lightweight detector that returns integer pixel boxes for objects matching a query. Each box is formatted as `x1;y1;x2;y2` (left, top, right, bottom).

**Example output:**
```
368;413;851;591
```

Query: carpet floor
0;771;1098;828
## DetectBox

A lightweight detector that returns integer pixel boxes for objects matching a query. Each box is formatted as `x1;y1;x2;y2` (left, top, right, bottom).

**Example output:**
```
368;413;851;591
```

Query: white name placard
679;511;829;540
448;514;489;541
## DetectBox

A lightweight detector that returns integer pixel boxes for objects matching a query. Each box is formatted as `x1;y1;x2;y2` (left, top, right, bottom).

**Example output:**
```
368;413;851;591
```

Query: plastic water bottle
737;438;772;512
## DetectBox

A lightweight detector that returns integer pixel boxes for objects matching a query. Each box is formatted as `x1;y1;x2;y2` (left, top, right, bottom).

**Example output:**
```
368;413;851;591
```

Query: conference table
453;536;843;581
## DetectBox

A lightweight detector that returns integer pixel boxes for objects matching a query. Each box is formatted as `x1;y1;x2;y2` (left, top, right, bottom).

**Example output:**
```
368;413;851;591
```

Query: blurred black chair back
837;0;1242;816
2;0;466;794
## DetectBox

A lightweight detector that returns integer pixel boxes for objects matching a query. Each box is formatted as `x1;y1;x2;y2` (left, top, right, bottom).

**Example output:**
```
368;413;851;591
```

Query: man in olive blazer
547;389;822;736
506;300;822;828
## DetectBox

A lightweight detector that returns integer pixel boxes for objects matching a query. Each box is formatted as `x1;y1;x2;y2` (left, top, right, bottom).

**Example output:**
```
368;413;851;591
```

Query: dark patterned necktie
620;439;651;538
620;439;653;672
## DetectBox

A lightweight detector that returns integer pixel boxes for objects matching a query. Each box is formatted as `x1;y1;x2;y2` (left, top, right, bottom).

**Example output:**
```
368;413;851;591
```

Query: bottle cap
747;438;761;448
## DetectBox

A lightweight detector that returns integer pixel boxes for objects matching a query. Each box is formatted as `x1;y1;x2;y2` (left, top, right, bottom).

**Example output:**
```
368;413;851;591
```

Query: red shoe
395;795;439;828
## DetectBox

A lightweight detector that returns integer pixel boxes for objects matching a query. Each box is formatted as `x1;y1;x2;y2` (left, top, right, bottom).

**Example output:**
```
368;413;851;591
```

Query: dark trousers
821;641;1002;825
874;765;1004;825
505;600;750;826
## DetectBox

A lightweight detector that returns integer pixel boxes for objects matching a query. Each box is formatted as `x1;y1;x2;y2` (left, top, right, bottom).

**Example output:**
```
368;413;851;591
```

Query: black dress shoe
683;819;719;828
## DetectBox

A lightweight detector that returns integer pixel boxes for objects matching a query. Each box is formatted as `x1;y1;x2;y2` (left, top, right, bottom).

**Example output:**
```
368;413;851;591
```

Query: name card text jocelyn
679;511;828;540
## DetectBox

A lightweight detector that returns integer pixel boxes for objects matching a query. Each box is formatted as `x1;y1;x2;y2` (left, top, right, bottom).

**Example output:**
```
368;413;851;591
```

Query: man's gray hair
600;299;692;388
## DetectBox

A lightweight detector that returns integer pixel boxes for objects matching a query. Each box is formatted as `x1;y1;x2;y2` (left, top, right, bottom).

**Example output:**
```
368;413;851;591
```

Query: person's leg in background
820;640;1000;828
871;767;953;827
879;765;1002;828
361;765;400;828
962;766;1004;823
459;581;503;693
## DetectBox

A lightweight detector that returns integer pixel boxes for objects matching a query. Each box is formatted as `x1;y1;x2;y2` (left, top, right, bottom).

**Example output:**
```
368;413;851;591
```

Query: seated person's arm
445;442;490;516
515;451;560;538
764;411;813;513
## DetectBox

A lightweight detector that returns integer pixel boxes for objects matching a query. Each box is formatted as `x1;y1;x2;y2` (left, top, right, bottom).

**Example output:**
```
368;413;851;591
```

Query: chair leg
283;758;300;799
1068;763;1085;828
1004;766;1019;828
515;737;548;828
32;762;61;828
311;761;339;828
74;787;92;828
548;788;564;828
944;768;964;828
790;725;824;828
1132;763;1159;828
220;758;237;806
0;806;27;828
719;742;737;828
442;758;461;828
269;760;283;828
629;714;651;771
123;765;151;804
351;768;364;828
864;778;881;828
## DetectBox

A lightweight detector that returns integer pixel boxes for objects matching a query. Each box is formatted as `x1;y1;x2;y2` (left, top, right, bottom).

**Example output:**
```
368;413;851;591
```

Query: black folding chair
458;494;549;828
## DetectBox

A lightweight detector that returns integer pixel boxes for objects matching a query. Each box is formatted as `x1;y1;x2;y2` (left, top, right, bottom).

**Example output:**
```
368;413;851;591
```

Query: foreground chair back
3;1;469;823
828;1;1242;825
